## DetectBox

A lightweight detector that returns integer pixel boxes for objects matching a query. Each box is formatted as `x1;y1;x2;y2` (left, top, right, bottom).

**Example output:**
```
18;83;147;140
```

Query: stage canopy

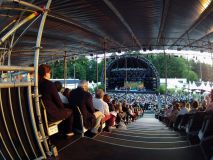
1;0;213;64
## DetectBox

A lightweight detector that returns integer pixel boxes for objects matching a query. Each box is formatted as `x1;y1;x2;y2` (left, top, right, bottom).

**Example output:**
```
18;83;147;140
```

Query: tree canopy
50;52;213;82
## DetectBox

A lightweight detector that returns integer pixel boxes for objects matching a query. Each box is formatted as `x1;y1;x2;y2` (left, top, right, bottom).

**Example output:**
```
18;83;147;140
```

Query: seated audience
205;90;213;112
177;101;188;116
188;101;198;114
69;80;104;134
38;64;74;136
93;89;116;131
63;88;71;99
54;81;69;104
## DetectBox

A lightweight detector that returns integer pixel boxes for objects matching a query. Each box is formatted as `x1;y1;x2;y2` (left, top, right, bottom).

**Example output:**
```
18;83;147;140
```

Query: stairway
58;113;206;160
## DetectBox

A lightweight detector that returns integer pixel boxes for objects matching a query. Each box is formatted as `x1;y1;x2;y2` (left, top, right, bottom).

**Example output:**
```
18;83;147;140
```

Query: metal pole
0;19;17;35
125;56;127;99
164;50;168;106
64;51;67;88
0;66;34;71
187;56;190;101
6;0;43;12
73;56;76;88
104;41;107;92
12;14;41;48
96;54;98;86
200;61;202;81
0;12;39;46
33;0;52;157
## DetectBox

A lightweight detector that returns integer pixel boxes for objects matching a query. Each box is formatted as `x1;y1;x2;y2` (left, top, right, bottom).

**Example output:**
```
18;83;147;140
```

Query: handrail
0;81;34;88
0;66;34;72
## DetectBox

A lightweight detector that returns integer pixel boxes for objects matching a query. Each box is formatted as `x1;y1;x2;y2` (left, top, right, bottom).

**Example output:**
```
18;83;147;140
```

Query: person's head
63;88;71;97
174;103;180;110
180;101;186;108
54;81;62;92
95;89;104;99
186;102;190;110
103;94;110;103
38;64;51;80
192;101;198;109
78;80;89;91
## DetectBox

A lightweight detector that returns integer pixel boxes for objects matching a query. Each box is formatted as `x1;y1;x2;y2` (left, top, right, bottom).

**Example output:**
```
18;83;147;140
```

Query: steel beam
103;0;142;49
157;0;170;45
169;1;213;49
0;12;39;46
33;0;52;157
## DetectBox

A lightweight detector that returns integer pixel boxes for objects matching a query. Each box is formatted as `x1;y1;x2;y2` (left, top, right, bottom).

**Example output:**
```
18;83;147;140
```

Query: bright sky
90;50;213;65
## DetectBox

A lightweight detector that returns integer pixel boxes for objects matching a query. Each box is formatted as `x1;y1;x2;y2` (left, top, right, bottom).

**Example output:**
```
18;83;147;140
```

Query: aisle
58;113;205;160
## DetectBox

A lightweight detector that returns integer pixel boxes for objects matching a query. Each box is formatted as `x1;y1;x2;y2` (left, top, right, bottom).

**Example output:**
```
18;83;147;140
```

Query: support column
104;41;107;93
96;54;99;87
164;49;168;106
33;0;52;158
64;51;67;88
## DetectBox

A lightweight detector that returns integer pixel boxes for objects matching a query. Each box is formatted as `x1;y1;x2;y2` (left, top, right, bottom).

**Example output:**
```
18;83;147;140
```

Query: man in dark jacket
69;80;104;133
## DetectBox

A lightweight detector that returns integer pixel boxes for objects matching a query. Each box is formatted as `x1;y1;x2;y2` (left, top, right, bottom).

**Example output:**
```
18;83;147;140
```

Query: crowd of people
38;63;213;137
38;64;144;137
155;91;213;128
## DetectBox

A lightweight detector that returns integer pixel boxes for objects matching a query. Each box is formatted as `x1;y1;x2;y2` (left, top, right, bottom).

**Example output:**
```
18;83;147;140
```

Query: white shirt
177;107;188;116
93;97;110;115
58;92;69;104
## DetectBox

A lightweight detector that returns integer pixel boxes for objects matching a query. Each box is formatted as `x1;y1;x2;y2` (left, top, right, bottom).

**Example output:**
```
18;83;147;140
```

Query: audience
54;81;69;104
205;90;213;112
93;89;116;131
69;80;104;134
177;101;188;116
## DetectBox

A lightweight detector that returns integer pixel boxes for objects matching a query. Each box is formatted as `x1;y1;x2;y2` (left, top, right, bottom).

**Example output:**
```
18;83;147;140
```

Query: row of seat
156;111;213;159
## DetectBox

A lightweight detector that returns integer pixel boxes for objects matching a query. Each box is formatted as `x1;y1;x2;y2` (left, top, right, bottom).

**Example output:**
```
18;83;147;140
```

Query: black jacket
69;87;96;129
39;78;71;122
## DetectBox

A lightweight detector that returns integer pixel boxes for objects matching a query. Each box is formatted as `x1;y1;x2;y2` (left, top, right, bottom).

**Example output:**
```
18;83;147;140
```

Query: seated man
54;81;69;104
93;89;116;131
69;80;104;134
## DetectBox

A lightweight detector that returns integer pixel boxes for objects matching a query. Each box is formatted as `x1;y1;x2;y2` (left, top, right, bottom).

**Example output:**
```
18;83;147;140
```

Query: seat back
186;112;206;135
40;99;62;136
198;112;213;141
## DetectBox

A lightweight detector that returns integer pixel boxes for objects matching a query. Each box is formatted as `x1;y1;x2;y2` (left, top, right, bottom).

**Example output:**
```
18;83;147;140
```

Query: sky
90;49;213;65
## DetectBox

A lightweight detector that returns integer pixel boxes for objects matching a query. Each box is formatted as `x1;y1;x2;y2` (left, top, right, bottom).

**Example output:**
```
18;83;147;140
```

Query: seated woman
38;64;74;136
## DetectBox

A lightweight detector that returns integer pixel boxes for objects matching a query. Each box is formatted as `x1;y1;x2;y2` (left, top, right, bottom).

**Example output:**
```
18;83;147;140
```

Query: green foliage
156;84;166;94
50;52;213;82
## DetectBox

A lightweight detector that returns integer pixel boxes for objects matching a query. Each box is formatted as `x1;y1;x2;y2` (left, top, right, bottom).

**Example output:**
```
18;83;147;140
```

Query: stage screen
124;81;144;90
